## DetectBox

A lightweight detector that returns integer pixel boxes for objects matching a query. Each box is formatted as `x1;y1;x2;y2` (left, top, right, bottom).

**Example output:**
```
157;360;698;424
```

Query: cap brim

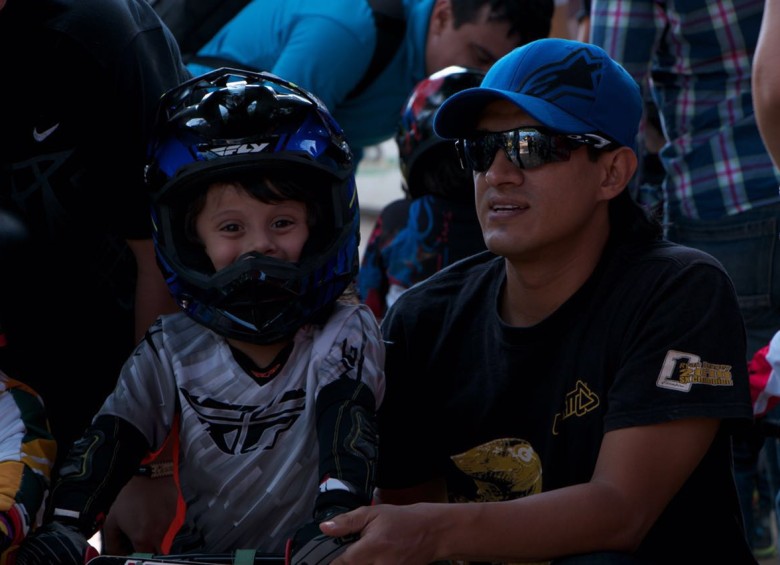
433;87;596;139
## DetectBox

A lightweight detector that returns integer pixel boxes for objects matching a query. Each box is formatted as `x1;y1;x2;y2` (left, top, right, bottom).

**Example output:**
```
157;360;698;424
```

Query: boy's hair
451;0;555;44
184;169;327;250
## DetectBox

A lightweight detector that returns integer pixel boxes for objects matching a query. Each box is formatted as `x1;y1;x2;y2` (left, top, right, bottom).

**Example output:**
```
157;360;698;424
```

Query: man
0;0;189;554
186;0;555;161
321;38;755;563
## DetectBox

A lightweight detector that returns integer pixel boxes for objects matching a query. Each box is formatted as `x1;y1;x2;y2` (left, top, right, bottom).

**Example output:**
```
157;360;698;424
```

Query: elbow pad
314;378;378;517
47;415;149;537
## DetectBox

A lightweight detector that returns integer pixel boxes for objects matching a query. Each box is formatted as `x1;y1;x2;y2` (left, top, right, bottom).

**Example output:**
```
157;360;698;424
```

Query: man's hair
451;0;555;45
582;146;663;242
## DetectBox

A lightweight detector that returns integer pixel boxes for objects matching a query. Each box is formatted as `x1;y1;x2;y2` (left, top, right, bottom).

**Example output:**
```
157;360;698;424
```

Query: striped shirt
591;0;780;220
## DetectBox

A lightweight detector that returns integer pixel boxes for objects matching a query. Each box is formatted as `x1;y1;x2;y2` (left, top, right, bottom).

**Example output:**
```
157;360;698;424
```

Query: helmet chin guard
146;68;360;343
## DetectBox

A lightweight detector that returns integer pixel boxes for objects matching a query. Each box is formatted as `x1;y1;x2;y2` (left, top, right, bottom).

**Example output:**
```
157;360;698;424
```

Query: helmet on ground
395;66;485;199
145;68;359;344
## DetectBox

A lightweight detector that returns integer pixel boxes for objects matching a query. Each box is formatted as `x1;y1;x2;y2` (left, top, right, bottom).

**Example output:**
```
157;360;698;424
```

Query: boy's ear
428;0;453;36
600;147;638;202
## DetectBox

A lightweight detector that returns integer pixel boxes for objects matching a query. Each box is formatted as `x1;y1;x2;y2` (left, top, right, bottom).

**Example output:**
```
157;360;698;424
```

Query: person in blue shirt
187;0;555;161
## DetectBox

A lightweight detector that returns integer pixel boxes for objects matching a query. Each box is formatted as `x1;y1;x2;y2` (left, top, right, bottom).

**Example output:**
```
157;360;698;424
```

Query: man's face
470;101;610;263
425;2;520;74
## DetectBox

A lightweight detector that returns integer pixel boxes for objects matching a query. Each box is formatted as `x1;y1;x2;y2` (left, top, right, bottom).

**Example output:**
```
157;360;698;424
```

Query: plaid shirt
591;0;780;220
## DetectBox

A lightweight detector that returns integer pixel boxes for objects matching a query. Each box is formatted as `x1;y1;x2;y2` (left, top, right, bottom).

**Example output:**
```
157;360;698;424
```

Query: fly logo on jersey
180;387;304;454
656;350;734;392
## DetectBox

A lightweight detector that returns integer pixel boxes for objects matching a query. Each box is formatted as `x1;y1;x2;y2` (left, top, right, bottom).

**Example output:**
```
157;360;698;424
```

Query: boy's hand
14;521;97;565
285;507;357;565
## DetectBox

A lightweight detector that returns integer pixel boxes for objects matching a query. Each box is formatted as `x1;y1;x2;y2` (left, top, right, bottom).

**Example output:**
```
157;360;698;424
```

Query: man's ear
599;147;638;202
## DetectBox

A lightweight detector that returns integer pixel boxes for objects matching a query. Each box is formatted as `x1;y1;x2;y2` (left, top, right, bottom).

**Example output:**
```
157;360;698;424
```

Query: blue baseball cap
433;38;643;150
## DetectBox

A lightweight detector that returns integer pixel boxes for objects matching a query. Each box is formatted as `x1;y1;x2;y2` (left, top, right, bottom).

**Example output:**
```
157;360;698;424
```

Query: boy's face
195;181;309;271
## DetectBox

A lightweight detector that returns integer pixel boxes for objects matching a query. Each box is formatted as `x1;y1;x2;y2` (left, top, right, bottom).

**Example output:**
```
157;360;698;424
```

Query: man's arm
374;477;448;506
753;0;780;168
126;239;178;343
322;418;719;563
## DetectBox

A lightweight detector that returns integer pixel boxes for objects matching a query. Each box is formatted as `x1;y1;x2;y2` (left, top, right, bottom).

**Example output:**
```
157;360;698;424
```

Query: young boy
15;69;385;565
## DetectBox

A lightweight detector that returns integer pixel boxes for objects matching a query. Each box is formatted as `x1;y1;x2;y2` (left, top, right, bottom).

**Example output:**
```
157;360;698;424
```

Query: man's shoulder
392;251;500;309
625;239;728;271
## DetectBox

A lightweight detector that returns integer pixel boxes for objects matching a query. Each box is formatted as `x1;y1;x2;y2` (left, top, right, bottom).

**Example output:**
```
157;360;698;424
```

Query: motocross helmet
145;68;359;344
395;66;485;199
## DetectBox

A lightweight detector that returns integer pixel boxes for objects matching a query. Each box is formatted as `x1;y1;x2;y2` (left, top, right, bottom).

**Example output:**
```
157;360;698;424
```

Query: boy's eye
272;218;295;229
219;223;241;232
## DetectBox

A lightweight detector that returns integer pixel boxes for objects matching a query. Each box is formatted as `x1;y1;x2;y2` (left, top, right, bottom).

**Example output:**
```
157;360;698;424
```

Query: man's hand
102;474;178;554
14;521;97;565
318;504;440;565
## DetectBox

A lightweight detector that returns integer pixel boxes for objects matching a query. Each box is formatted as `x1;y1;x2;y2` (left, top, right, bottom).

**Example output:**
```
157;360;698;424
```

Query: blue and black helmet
145;68;359;344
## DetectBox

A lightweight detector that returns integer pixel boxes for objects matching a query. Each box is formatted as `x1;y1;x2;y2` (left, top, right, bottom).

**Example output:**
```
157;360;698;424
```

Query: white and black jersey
99;302;385;554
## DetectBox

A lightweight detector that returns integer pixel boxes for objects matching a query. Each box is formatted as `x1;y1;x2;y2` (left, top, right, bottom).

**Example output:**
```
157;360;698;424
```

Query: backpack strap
345;0;406;100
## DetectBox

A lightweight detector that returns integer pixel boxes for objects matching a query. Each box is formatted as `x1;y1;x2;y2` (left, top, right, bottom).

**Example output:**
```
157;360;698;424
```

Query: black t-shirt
0;0;191;468
377;238;754;562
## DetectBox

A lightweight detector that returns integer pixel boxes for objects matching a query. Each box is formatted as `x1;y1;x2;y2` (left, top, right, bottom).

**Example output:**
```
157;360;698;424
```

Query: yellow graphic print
656;350;734;392
451;438;547;565
552;380;600;436
678;361;733;386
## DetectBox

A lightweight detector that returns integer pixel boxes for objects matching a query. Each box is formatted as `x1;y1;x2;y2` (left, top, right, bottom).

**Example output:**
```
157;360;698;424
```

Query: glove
0;505;25;553
14;521;98;565
285;507;358;565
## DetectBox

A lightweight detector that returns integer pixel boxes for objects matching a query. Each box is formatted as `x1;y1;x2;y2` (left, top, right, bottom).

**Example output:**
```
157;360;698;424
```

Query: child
0;370;56;564
358;66;488;320
15;69;385;565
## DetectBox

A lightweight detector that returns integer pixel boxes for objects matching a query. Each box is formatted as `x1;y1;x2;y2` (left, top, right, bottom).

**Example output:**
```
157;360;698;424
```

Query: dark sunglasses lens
462;136;499;172
516;130;560;169
462;129;573;172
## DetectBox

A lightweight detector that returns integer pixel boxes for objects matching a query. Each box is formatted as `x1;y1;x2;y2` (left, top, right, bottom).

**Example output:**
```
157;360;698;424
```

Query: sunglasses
456;127;617;173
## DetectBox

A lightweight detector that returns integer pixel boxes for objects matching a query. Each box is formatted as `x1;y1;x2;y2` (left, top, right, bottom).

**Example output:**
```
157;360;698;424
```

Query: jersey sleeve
0;373;56;547
96;319;179;451
312;304;386;409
